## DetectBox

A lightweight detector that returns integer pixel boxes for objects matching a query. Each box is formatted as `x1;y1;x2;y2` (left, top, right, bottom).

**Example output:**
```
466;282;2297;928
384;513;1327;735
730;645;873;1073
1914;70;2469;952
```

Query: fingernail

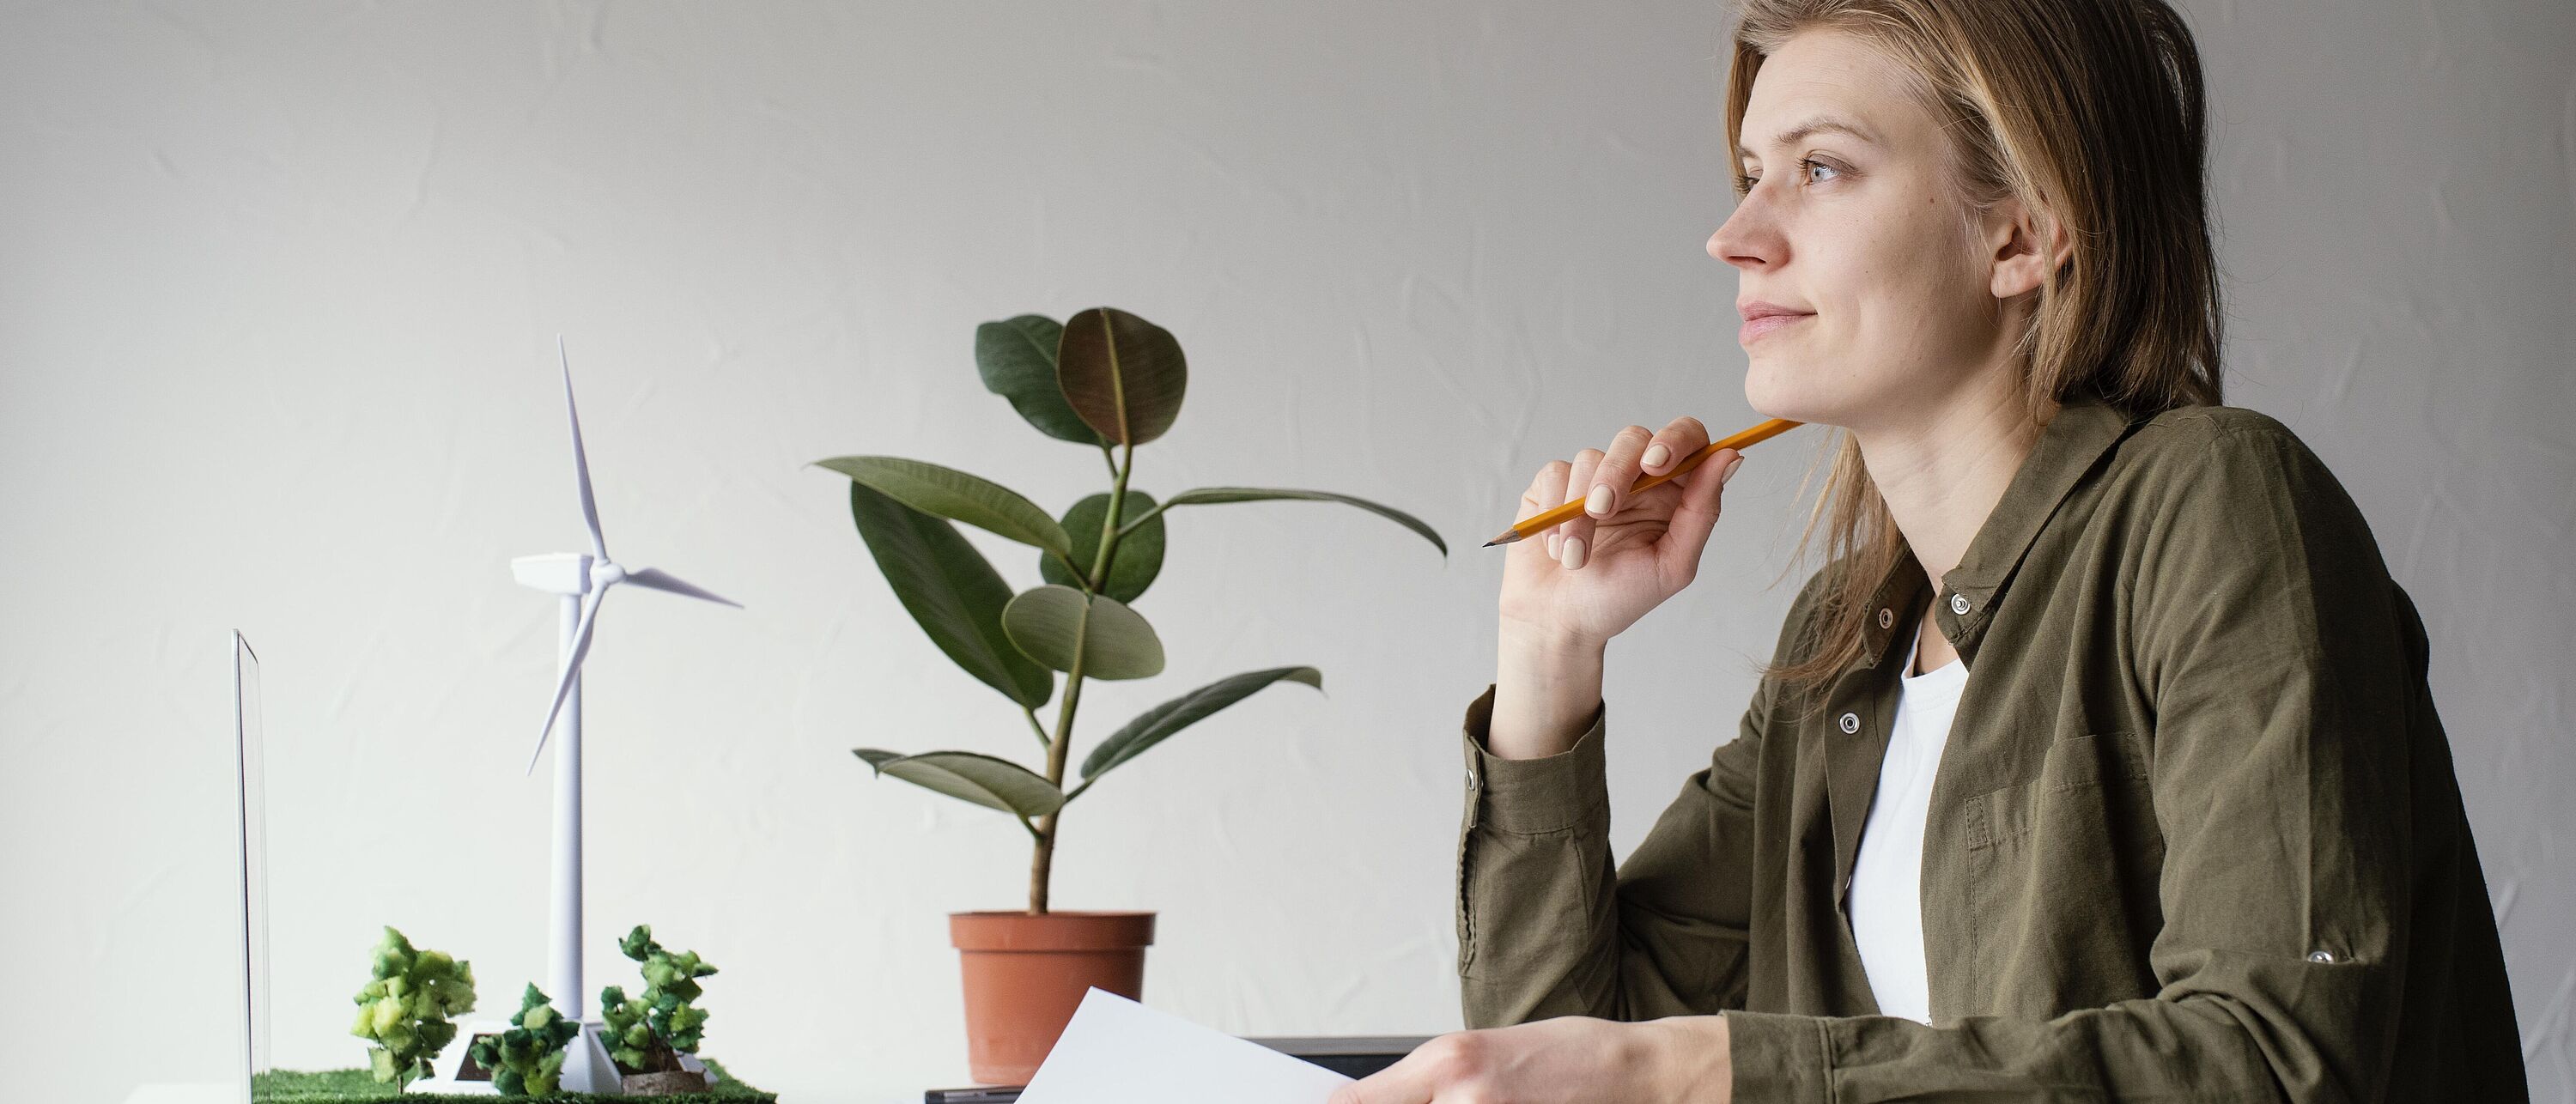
1562;537;1587;570
1722;456;1745;485
1585;484;1613;516
1547;531;1561;558
1642;443;1671;470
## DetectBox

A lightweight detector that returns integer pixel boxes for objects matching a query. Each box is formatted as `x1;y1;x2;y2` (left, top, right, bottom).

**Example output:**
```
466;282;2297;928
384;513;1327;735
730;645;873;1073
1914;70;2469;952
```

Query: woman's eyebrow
1736;114;1878;159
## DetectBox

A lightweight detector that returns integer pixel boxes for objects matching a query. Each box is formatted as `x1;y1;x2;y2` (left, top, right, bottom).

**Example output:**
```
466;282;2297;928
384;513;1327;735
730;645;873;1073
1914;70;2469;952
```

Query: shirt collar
1853;389;2143;668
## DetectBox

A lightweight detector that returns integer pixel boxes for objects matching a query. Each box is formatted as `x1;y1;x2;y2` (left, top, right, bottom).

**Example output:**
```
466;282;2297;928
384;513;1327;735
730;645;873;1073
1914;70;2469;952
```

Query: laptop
233;631;272;1104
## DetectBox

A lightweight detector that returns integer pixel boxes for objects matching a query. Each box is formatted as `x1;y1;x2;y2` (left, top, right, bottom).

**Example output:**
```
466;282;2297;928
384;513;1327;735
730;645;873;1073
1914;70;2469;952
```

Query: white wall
2;2;2567;1101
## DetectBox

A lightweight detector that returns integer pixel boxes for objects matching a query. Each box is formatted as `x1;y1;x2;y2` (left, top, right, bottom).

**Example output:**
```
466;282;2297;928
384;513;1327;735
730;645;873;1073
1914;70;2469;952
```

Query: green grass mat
253;1060;774;1103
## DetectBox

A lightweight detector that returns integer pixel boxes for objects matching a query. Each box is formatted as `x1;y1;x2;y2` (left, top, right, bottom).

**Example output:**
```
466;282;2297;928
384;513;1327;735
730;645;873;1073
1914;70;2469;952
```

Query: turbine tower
512;338;737;1071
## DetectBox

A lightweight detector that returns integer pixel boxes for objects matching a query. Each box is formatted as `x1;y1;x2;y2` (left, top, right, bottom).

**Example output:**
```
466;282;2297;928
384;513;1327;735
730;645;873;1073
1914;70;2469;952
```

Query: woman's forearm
1490;619;1607;759
1642;1015;1734;1102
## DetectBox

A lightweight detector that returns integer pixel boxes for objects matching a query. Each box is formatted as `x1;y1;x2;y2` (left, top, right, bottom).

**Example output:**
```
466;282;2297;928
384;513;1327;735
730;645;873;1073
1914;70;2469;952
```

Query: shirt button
1877;607;1894;629
2307;949;2336;963
1838;712;1860;734
1950;592;1972;616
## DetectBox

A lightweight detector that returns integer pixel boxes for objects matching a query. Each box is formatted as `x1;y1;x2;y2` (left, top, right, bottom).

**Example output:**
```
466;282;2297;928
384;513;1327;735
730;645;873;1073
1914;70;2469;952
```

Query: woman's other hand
1498;416;1744;647
1327;1015;1732;1104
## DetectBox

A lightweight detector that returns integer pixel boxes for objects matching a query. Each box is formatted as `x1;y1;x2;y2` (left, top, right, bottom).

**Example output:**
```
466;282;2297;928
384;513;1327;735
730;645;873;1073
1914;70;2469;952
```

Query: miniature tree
467;984;581;1095
598;924;718;1074
348;926;477;1087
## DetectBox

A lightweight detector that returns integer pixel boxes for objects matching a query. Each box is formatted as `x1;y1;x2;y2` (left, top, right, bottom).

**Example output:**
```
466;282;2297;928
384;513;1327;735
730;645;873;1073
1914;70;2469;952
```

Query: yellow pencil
1483;419;1805;547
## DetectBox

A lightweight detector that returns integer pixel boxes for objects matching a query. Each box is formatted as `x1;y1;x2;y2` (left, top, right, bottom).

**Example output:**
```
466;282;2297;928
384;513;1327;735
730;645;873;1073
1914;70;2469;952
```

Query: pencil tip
1483;531;1522;548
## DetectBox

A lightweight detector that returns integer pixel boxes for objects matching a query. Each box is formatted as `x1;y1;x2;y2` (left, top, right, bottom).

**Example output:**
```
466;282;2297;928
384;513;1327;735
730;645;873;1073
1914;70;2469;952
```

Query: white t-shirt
1847;622;1967;1024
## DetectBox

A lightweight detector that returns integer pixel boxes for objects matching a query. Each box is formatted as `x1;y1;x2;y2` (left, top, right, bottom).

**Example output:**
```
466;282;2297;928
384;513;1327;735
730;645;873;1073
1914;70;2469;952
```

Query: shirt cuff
1459;682;1609;834
1721;1010;1832;1104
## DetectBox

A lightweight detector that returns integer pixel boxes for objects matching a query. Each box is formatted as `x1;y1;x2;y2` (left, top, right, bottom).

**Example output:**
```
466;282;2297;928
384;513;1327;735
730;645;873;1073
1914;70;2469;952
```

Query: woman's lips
1739;312;1813;344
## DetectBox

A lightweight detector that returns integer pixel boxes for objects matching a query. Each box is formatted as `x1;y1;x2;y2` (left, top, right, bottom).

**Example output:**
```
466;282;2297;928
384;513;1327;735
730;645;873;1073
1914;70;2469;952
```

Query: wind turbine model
422;339;738;1095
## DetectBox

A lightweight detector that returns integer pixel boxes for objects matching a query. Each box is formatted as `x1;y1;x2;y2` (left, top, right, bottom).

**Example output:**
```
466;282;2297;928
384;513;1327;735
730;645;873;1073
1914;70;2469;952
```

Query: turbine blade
559;337;609;562
526;584;611;775
623;567;742;609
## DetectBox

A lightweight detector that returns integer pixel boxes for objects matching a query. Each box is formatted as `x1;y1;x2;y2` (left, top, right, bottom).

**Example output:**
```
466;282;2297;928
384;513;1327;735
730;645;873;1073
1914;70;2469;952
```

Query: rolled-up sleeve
1456;669;1772;1028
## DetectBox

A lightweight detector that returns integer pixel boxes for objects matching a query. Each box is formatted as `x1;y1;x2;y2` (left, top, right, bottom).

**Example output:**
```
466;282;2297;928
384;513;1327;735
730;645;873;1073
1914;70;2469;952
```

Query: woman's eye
1735;160;1840;194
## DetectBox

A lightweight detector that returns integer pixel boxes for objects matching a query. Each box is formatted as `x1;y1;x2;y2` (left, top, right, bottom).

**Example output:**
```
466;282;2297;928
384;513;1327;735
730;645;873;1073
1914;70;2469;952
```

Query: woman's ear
1986;196;2071;300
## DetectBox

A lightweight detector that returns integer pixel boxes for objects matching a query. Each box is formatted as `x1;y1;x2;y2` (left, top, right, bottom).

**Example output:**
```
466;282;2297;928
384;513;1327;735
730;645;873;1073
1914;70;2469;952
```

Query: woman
1334;0;2523;1101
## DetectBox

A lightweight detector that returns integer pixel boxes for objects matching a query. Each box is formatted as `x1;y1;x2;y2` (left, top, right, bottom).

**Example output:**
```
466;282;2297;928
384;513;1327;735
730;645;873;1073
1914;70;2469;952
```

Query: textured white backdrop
3;2;2568;1101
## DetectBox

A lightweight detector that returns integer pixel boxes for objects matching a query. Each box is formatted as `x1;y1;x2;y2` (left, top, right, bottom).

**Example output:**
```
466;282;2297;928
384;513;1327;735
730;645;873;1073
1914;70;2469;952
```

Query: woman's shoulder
2107;400;2358;515
2125;400;2312;457
2096;400;2393;586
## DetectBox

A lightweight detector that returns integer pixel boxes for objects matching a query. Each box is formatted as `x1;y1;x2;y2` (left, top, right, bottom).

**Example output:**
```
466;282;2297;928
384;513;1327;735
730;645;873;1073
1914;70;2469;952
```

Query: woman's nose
1709;191;1781;271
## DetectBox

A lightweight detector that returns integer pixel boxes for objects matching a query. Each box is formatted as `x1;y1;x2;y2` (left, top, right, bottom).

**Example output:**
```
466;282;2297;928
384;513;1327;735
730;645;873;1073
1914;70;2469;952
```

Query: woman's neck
1854;373;2051;593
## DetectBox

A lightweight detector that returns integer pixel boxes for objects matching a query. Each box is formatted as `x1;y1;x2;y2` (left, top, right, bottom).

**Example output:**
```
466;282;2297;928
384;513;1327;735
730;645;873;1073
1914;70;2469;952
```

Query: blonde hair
1729;0;2227;697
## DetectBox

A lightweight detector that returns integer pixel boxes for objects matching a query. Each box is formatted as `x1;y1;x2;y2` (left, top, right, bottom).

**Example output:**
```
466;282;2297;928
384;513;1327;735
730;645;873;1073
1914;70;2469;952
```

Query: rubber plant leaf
1079;666;1323;783
1056;306;1187;446
815;455;1072;557
976;314;1104;446
999;584;1165;680
1151;487;1447;556
846;482;1054;709
1039;489;1165;604
853;749;1067;818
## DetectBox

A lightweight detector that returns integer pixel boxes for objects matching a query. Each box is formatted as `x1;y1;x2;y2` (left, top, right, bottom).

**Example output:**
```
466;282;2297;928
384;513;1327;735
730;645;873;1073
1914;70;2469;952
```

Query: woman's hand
1327;1015;1732;1104
1498;416;1745;648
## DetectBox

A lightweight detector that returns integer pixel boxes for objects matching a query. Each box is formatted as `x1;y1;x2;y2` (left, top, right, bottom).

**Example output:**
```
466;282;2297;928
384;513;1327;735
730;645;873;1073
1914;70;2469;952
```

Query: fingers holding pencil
1560;421;1686;568
1485;417;1801;548
1523;416;1715;568
1492;415;1794;660
1494;417;1753;648
1595;416;1709;519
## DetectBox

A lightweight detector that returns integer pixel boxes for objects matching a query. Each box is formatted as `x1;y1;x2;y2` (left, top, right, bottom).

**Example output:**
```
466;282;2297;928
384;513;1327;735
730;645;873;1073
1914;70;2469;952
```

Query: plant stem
1114;500;1172;539
1030;438;1136;913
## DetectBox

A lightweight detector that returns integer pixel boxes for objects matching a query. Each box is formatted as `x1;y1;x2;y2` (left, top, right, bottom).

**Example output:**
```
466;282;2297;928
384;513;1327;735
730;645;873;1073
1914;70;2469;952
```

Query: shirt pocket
1966;731;2153;849
1959;732;2164;1010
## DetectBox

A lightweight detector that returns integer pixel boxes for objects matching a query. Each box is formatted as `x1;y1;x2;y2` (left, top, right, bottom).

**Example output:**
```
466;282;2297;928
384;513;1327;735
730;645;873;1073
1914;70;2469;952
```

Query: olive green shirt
1455;391;2524;1101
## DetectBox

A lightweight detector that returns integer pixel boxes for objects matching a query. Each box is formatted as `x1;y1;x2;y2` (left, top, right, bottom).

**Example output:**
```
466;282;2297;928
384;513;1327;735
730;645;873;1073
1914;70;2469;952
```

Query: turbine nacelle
509;555;695;599
511;552;595;596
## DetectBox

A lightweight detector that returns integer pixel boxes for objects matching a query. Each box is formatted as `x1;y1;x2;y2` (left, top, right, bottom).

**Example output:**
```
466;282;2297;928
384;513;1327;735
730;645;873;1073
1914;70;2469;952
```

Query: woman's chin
1743;367;1837;426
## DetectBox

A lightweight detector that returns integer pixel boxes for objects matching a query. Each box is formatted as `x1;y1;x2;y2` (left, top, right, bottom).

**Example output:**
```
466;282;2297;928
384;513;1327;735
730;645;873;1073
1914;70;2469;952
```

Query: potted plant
348;926;477;1089
816;306;1445;1083
465;984;580;1095
598;924;720;1095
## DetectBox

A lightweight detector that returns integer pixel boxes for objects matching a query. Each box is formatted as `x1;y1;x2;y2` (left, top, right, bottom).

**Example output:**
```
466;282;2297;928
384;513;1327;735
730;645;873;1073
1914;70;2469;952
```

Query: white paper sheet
1016;988;1356;1104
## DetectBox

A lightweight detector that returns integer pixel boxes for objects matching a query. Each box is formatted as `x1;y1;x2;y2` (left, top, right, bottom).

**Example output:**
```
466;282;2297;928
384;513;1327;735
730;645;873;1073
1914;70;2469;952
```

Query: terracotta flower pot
950;910;1156;1085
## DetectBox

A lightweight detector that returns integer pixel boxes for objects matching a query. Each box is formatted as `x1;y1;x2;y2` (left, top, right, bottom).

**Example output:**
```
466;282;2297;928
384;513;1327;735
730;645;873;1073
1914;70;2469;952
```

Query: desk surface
134;1036;1437;1104
920;1035;1431;1101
